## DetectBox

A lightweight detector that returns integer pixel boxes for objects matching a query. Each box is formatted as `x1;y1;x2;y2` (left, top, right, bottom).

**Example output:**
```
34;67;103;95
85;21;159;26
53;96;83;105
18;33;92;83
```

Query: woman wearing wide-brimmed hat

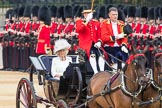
51;39;72;79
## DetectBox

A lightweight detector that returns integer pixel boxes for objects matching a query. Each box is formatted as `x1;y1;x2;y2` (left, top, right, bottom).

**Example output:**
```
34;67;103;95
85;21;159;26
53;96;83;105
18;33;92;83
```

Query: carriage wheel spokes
16;78;37;108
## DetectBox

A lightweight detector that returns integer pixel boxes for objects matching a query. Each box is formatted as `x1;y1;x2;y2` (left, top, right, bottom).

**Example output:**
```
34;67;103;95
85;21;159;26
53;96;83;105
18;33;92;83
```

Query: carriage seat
38;55;79;81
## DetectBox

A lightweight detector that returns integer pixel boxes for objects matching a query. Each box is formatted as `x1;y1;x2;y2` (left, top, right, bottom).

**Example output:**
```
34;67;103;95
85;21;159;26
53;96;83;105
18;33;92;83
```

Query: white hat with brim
81;9;95;13
54;39;71;54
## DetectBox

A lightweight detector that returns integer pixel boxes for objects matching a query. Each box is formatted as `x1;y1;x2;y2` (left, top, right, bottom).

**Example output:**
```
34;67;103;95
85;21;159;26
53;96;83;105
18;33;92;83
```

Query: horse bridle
152;52;162;89
125;53;148;85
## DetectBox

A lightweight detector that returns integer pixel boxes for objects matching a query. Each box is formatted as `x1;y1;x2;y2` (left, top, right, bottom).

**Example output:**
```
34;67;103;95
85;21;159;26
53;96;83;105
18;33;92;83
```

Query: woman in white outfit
51;39;72;80
51;39;72;96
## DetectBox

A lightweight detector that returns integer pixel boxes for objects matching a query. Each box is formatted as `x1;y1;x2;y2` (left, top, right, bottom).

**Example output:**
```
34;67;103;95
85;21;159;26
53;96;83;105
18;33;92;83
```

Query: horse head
153;48;162;85
126;46;149;88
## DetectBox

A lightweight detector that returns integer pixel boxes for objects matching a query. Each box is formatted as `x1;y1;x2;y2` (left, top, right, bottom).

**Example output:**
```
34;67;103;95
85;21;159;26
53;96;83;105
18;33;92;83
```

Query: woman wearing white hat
51;39;72;80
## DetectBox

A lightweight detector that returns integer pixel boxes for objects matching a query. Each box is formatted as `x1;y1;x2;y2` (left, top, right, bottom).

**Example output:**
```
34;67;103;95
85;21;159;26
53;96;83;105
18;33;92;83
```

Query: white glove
94;41;101;48
121;45;128;53
86;12;93;23
116;33;126;39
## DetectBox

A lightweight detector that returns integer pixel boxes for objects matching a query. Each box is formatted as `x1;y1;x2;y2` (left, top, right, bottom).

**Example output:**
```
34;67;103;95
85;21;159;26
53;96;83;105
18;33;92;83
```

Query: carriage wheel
72;67;83;104
16;78;37;108
57;99;68;108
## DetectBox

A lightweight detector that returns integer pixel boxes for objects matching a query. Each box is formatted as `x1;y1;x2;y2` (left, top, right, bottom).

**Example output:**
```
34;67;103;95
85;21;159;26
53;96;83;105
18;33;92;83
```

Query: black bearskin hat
72;5;80;18
12;7;19;18
74;6;83;18
57;6;64;19
97;6;106;18
64;5;72;18
159;7;162;20
135;7;141;18
93;6;98;19
5;9;13;19
140;6;148;18
50;5;57;17
18;6;25;17
127;5;136;18
118;8;125;22
38;5;51;26
148;7;154;20
123;6;128;17
154;7;160;20
31;5;39;17
23;6;31;18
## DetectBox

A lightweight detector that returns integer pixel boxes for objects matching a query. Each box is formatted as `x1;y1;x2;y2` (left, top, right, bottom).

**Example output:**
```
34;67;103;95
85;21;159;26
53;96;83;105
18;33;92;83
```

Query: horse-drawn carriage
15;54;93;108
15;44;162;108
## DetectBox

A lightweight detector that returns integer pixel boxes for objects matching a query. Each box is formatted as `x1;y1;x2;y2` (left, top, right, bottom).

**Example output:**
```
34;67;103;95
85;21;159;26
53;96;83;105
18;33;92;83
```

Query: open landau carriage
16;54;93;108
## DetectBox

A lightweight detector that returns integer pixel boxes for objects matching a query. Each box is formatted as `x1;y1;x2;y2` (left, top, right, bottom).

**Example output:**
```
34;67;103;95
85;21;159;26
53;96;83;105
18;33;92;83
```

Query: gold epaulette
104;19;110;24
118;20;124;25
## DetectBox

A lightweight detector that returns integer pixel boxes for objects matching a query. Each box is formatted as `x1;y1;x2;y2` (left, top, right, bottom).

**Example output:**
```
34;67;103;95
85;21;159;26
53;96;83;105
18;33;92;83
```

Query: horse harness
86;53;150;108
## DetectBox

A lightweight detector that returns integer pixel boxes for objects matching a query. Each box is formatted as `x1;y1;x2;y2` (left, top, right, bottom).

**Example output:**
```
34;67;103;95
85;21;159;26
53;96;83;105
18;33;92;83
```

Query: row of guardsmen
0;4;162;71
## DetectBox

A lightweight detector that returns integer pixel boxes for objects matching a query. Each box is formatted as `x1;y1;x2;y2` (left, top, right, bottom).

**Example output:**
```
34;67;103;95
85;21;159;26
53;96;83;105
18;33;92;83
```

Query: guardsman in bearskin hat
50;5;58;53
127;5;136;35
101;7;129;70
139;6;149;38
75;6;105;74
63;5;74;37
97;5;106;24
1;9;13;70
56;6;65;38
36;5;51;55
63;5;76;54
50;5;58;35
147;7;156;39
30;5;40;33
16;6;25;32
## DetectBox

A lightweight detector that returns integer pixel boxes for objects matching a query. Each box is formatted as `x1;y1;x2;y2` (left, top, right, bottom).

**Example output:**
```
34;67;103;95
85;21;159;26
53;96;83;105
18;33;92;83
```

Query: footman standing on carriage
75;7;105;74
101;7;129;71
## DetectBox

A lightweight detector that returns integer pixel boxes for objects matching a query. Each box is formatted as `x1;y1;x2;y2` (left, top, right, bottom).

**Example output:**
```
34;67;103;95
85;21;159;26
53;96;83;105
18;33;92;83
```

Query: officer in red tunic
76;8;105;74
101;7;128;70
36;5;51;55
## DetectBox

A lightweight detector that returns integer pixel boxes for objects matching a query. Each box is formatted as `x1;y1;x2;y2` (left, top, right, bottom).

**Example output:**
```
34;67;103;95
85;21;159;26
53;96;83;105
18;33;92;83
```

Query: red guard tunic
76;19;101;58
101;19;127;47
36;25;50;54
24;22;31;34
32;22;40;31
50;22;58;34
57;23;65;34
64;22;74;34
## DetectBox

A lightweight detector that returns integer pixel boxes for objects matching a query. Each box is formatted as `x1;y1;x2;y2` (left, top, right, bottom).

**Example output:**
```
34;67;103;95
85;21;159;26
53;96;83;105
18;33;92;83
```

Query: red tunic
101;19;127;47
50;22;58;34
64;22;74;34
36;25;50;54
76;19;101;57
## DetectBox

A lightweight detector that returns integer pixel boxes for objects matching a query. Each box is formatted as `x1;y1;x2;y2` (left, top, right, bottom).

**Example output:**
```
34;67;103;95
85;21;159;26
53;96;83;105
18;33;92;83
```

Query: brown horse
142;48;162;108
87;49;149;108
